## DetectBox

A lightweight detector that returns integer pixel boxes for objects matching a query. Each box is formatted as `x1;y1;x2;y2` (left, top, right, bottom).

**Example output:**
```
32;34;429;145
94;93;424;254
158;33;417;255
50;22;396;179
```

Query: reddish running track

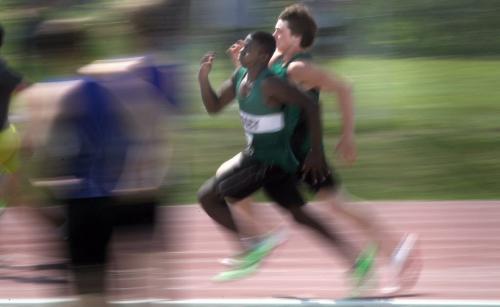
0;201;498;301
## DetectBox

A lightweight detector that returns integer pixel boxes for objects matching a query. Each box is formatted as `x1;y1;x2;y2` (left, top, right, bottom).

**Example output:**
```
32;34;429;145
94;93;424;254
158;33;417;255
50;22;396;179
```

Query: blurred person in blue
44;79;128;307
26;21;176;305
78;56;172;301
219;3;421;294
78;56;171;220
197;31;377;287
26;22;130;307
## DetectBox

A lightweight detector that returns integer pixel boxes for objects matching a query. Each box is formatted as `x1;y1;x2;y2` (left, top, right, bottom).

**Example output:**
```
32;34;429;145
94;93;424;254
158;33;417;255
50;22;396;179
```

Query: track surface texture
0;201;498;304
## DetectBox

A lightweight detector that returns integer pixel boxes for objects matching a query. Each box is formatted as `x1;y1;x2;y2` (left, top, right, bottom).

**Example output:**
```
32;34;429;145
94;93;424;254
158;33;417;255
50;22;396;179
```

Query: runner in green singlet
223;4;420;294
198;31;373;283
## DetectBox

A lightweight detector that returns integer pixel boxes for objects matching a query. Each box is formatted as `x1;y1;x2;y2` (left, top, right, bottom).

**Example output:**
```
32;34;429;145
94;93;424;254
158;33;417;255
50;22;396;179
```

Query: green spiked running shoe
212;262;260;282
350;244;378;297
212;236;278;282
219;228;288;267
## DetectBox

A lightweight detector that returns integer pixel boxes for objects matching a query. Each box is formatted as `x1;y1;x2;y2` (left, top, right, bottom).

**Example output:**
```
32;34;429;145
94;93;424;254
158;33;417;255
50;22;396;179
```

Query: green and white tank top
232;67;298;173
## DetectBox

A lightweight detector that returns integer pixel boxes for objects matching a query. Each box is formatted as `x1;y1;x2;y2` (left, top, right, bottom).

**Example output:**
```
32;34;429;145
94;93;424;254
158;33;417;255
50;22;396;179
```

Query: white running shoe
383;233;422;294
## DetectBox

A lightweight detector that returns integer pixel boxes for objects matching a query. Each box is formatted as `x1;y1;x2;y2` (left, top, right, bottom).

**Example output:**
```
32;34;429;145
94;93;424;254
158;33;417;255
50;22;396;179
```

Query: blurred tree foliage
344;0;500;56
2;0;499;59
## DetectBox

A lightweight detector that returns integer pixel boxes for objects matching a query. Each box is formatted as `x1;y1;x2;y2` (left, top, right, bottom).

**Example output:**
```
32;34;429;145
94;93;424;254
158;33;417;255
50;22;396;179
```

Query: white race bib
239;111;284;134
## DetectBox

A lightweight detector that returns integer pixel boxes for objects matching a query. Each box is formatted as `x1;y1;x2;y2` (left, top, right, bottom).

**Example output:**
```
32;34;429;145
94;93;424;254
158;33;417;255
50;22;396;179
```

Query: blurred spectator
0;23;28;213
20;16;174;303
24;20;127;307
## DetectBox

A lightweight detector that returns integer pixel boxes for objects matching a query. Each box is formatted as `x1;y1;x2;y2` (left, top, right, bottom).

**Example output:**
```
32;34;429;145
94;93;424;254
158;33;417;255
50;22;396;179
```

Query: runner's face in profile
239;35;261;68
273;19;294;53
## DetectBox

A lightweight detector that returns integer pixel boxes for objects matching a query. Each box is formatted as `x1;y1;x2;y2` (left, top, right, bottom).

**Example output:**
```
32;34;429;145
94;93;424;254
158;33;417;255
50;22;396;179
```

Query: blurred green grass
168;57;500;203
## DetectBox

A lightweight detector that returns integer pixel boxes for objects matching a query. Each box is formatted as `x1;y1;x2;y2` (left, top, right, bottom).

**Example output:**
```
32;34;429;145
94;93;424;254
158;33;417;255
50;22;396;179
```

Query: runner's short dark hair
278;4;317;48
250;31;276;59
